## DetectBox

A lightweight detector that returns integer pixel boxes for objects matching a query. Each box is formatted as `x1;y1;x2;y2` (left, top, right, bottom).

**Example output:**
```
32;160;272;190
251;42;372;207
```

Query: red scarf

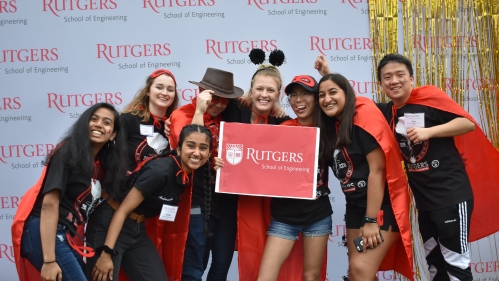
280;118;312;127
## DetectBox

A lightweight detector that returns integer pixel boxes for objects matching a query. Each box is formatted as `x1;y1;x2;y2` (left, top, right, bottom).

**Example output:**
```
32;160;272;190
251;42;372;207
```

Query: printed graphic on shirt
332;147;356;192
315;164;328;198
75;178;102;224
135;132;169;163
147;133;169;154
395;116;430;172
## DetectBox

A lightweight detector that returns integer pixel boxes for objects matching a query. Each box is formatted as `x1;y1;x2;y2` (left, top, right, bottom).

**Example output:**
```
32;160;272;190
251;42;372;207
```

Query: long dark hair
314;73;357;160
45;103;128;197
178;124;214;237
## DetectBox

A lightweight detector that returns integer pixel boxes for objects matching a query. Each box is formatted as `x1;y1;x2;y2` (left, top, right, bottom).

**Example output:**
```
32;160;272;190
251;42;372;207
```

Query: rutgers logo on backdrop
247;0;318;10
206;39;278;59
143;0;215;12
97;43;171;64
0;97;21;110
47;92;123;113
0;48;58;63
226;144;243;165
0;144;55;164
310;36;377;55
0;0;17;13
43;0;117;17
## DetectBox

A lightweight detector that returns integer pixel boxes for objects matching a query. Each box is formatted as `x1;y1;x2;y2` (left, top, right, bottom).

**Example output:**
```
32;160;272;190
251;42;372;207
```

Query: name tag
159;204;178;222
139;124;154;136
404;113;425;129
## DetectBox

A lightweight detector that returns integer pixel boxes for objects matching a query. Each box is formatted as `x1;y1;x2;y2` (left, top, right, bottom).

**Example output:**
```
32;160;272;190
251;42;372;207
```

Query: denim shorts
267;215;332;241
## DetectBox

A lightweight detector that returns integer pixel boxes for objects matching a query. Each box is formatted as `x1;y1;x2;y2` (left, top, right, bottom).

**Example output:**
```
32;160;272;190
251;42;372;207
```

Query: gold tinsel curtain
370;0;499;150
369;1;499;280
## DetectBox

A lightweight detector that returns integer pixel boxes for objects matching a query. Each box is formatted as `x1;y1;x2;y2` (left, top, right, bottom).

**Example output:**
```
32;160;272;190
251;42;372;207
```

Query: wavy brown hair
123;73;179;121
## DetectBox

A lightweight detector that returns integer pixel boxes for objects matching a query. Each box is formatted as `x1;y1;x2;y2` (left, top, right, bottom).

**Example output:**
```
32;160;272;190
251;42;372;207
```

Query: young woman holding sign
206;55;290;280
12;103;128;281
86;124;219;281
315;73;414;280
256;75;332;281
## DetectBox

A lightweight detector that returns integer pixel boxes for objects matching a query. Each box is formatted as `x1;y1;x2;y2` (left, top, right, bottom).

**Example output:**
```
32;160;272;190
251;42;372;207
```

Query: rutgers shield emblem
226;144;243;165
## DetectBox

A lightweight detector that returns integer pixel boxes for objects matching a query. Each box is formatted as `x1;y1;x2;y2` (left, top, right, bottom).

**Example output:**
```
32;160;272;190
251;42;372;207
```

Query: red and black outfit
219;101;304;281
335;97;414;280
108;112;190;281
377;85;499;280
169;98;222;281
12;151;101;281
85;155;192;281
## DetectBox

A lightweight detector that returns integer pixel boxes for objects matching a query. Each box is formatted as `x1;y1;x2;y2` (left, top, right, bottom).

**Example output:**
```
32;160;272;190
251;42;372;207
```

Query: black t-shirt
271;157;332;225
31;151;102;233
328;125;390;207
132;155;189;218
120;113;171;173
377;102;473;211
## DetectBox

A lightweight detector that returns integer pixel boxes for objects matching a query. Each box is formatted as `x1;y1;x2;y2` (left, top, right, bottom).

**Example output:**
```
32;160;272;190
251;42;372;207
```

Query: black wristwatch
364;216;378;224
96;245;118;256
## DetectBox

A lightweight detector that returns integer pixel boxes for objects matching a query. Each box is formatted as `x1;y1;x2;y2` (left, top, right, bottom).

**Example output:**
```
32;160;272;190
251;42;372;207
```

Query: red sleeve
353;97;414;280
169;104;195;149
408;86;499;241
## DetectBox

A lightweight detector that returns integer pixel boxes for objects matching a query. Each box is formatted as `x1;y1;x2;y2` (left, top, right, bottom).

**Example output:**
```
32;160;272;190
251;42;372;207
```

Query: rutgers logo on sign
226;144;243;165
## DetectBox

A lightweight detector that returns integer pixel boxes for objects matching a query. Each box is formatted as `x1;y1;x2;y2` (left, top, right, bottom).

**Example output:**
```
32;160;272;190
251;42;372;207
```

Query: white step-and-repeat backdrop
1;1;497;280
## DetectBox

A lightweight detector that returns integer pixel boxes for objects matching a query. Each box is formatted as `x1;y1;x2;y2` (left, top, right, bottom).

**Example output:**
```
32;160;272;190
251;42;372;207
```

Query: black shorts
345;203;399;231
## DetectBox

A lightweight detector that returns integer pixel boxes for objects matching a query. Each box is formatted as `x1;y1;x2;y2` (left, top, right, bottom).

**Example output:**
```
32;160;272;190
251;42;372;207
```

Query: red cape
237;118;327;281
117;175;193;281
355;97;414;280
169;103;196;150
12;167;49;281
131;102;197;281
407;86;499;241
12;167;86;281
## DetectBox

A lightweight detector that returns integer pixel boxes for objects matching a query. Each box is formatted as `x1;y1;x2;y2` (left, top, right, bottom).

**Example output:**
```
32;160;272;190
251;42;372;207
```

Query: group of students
10;52;499;281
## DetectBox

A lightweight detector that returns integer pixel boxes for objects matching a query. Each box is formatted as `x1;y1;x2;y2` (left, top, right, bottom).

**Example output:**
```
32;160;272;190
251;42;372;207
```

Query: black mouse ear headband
249;48;285;79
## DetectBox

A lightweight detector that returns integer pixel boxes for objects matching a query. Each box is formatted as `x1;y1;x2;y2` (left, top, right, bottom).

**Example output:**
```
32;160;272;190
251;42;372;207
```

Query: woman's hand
272;103;287;118
195;90;214;114
41;262;62;281
360;223;382;252
213;157;224;171
314;54;331;76
92;252;114;281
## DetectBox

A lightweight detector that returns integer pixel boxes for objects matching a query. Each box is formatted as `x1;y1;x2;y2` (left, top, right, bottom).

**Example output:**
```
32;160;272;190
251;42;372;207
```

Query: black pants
85;202;168;281
418;200;474;281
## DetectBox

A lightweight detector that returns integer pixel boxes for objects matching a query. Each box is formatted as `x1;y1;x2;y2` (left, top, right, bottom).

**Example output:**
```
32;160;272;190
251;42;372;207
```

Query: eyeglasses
288;92;312;102
211;94;230;105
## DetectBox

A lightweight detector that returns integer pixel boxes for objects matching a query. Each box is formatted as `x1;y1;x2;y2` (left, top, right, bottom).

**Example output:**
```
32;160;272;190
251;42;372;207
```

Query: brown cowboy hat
189;68;244;98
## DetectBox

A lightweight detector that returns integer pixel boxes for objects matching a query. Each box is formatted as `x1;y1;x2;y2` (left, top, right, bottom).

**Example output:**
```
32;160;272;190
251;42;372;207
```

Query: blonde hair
239;64;283;108
123;73;179;121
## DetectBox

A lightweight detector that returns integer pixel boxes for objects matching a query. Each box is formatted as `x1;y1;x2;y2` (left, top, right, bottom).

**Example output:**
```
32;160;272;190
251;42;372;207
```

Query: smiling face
177;131;211;173
250;75;280;115
89;107;116;147
288;85;315;125
318;80;346;120
379;61;414;105
148;74;176;113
